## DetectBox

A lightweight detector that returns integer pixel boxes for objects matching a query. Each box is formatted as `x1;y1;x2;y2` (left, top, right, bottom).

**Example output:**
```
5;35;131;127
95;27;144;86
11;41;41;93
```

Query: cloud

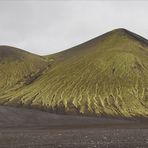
0;1;148;55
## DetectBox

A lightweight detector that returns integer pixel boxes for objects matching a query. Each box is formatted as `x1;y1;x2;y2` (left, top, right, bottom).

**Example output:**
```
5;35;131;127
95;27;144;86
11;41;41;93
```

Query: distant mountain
0;28;148;118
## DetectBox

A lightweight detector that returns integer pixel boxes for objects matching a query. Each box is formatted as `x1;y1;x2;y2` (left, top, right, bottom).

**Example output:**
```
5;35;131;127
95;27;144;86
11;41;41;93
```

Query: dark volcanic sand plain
0;106;147;148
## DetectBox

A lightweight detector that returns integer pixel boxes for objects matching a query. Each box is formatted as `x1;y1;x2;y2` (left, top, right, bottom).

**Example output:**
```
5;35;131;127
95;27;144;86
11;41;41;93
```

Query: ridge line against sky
0;0;147;55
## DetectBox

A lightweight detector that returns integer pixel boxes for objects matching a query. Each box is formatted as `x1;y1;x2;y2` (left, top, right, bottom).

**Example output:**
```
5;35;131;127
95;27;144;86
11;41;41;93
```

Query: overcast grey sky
0;0;148;55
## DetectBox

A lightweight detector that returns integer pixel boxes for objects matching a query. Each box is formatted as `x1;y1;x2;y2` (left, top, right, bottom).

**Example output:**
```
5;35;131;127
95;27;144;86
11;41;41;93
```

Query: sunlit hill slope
0;28;148;118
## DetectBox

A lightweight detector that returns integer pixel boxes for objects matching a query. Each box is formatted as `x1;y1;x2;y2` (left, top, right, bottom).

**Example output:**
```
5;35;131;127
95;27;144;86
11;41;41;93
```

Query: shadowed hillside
0;29;148;118
0;46;48;97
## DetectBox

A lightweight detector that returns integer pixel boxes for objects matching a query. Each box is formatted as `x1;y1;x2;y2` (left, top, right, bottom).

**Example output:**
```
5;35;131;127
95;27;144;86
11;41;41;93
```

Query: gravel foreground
0;128;148;148
0;106;147;148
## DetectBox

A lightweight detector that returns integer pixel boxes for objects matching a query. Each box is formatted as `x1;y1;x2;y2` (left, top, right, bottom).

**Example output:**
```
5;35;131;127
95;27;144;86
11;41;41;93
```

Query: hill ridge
46;28;148;63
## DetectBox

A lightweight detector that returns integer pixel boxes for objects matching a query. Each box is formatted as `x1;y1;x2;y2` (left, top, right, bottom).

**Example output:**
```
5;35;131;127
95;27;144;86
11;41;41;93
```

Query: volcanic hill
0;28;148;118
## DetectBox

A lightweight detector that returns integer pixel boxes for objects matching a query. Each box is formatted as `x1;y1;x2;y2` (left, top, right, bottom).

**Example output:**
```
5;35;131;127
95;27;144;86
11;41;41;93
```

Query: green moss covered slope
0;46;48;96
0;29;148;118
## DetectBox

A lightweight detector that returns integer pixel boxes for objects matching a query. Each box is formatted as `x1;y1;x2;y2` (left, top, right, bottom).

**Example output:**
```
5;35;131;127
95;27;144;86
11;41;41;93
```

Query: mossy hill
0;28;148;118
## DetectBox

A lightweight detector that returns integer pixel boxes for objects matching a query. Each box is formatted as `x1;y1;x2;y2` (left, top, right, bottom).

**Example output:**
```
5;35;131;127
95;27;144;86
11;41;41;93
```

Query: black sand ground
0;106;147;148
